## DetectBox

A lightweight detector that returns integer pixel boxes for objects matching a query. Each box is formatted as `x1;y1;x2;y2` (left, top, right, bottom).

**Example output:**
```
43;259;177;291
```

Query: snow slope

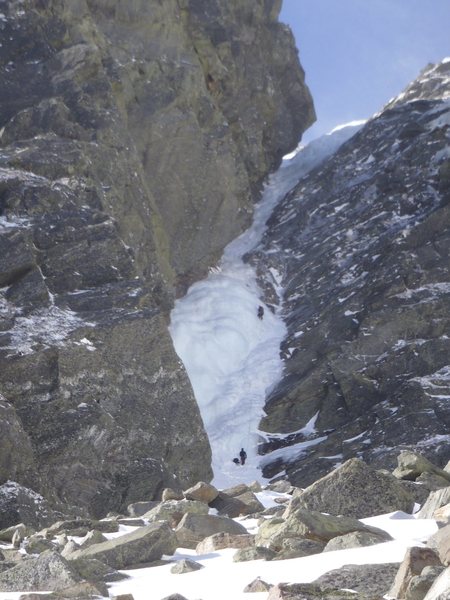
169;123;363;488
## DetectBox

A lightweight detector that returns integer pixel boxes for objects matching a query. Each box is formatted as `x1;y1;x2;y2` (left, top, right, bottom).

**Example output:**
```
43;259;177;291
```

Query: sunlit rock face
0;0;314;516
254;60;450;485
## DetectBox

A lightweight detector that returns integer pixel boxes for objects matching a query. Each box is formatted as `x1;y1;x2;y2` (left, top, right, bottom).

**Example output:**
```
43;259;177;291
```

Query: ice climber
257;305;264;320
239;448;247;465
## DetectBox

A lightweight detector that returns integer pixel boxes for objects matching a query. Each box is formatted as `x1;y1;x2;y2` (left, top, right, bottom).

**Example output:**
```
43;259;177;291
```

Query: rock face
0;1;313;517
253;59;450;484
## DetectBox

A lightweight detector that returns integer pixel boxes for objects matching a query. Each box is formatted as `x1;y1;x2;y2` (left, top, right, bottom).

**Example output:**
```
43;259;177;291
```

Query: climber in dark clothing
239;448;247;465
257;306;264;320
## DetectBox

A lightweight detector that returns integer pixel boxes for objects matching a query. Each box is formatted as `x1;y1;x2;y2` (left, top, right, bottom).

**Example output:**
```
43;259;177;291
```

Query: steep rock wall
253;60;450;485
0;0;314;516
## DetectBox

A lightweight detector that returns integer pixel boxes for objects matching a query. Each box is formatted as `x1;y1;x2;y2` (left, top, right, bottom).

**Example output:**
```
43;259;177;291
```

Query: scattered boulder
273;537;325;560
0;550;81;592
78;530;108;549
313;563;400;598
248;481;262;493
323;529;392;552
143;499;208;527
289;458;414;519
70;557;128;583
405;566;445;600
23;536;55;555
267;582;362;599
434;504;450;526
61;540;80;558
388;547;442;598
196;532;254;554
393;452;450;483
209;490;264;517
44;519;119;537
233;546;276;562
234;491;265;515
0;523;35;543
417;488;450;519
170;558;204;574
160;595;189;600
266;480;296;494
127;501;158;517
111;595;135;600
162;489;184;502
67;522;177;569
427;524;450;566
0;482;59;530
183;482;219;504
423;566;450;600
417;473;450;492
175;513;247;549
256;508;390;550
244;577;272;592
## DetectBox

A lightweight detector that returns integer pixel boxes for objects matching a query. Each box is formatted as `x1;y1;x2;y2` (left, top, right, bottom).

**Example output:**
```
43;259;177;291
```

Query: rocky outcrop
254;59;450;484
0;1;313;517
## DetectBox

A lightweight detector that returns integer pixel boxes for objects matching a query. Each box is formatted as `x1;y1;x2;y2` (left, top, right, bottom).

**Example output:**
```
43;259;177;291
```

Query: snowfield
106;501;437;600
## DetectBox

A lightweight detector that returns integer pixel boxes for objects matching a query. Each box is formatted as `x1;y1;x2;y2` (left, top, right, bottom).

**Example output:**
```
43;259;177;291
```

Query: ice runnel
169;124;362;488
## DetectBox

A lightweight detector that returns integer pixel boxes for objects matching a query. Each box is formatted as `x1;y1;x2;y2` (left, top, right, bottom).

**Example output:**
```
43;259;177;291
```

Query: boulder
267;480;296;494
127;501;158;517
388;547;442;598
170;559;204;574
196;532;255;554
234;491;265;515
111;595;135;600
289;458;414;519
427;524;450;566
273;538;325;560
44;519;119;537
0;523;35;543
183;482;219;504
233;546;276;562
175;513;247;549
324;529;392;552
161;489;184;502
0;482;59;530
160;595;189;600
434;504;450;526
70;556;127;585
405;566;445;600
256;508;391;550
208;492;250;518
0;551;81;592
23;536;56;555
143;499;208;527
393;452;450;483
423;567;450;600
313;563;400;597
417;473;450;492
77;530;108;549
67;522;177;569
417;488;450;519
244;577;272;592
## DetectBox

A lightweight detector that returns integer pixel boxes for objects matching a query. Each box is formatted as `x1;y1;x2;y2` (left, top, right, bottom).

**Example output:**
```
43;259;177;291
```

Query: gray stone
323;530;392;552
418;488;450;519
67;522;177;569
70;557;128;583
0;524;35;544
233;546;276;562
273;537;325;560
196;532;255;554
417;473;450;492
427;524;450;566
394;452;450;483
161;489;184;502
143;499;209;527
256;508;389;551
314;563;400;597
24;536;55;555
388;547;442;598
405;566;445;600
183;482;219;504
244;577;272;592
170;559;204;574
175;513;248;549
127;501;158;517
423;567;450;600
0;482;59;531
289;458;414;519
0;550;80;592
77;530;108;549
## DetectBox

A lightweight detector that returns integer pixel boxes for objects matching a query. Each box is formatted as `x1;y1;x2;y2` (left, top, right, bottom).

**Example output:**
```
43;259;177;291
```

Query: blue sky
280;0;450;142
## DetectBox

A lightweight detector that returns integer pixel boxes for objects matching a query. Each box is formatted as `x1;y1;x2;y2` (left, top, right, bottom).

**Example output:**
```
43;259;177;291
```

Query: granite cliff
253;60;450;485
0;0;314;517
